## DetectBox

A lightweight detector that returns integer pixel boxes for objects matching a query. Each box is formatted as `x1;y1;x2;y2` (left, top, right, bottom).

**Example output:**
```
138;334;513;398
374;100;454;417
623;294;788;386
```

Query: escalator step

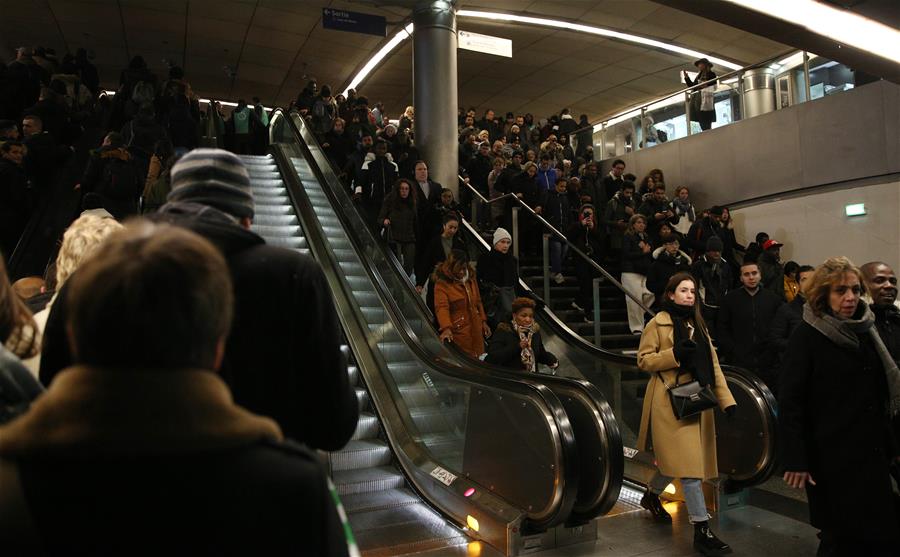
253;204;294;216
354;387;369;412
352;412;379;441
251;214;299;227
330;439;392;471
332;466;405;496
249;224;304;238
349;504;468;555
261;236;307;250
339;487;419;514
348;365;358;386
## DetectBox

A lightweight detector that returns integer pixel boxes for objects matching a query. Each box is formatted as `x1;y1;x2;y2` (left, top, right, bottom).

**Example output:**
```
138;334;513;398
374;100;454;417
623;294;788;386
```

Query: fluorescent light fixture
776;51;806;68
341;10;743;94
457;10;743;70
342;22;414;97
103;90;258;109
845;203;866;217
723;0;900;64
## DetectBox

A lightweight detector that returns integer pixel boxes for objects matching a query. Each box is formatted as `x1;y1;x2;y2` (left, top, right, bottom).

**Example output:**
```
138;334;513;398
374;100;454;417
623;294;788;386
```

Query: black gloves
724;405;737;419
672;339;696;366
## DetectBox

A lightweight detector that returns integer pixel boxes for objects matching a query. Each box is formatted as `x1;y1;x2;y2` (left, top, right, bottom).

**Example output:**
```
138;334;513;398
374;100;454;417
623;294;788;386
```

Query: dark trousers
574;258;599;312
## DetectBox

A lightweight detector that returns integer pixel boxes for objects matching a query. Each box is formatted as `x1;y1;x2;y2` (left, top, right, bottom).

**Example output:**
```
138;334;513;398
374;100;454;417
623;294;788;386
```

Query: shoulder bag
658;371;717;420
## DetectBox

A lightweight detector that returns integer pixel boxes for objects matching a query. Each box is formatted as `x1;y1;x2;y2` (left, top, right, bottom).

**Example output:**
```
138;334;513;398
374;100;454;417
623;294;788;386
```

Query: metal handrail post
737;71;745;122
639;107;646;149
802;51;812;102
593;278;602;347
471;195;478;227
511;206;520;260
685;91;693;136
542;234;551;305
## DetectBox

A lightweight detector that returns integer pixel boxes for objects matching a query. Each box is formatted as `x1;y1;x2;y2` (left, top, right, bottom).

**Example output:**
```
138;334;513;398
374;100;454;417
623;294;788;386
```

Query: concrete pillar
741;68;776;118
412;0;459;196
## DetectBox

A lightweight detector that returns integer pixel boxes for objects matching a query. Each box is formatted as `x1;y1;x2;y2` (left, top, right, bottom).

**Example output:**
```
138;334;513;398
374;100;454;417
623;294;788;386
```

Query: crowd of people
1;46;897;557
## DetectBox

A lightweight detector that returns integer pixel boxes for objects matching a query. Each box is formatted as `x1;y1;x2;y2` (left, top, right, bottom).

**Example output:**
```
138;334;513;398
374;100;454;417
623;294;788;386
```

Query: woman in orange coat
433;249;491;358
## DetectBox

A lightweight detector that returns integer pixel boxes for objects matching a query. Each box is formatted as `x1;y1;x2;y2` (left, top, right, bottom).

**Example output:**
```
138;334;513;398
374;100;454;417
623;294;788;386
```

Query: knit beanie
706;236;724;252
168;149;254;219
493;228;512;246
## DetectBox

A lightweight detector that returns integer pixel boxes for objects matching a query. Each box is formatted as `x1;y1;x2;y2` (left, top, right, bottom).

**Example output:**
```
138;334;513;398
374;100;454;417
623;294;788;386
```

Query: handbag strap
656;370;683;390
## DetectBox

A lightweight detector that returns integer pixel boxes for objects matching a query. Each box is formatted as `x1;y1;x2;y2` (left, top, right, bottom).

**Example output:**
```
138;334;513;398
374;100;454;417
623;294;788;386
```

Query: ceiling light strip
722;0;900;64
340;10;744;95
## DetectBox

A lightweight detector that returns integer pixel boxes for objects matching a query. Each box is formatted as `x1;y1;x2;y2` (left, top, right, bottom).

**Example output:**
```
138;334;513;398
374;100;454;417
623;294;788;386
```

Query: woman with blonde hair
433;249;491;358
637;272;736;555
779;256;900;555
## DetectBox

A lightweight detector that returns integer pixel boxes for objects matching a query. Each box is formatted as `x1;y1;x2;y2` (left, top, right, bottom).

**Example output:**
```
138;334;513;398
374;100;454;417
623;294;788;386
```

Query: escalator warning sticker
430;467;458;486
623;447;638;459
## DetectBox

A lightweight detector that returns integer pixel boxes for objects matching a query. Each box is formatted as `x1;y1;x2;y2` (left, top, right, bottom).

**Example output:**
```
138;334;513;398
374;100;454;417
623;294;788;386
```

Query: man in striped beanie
167;148;255;223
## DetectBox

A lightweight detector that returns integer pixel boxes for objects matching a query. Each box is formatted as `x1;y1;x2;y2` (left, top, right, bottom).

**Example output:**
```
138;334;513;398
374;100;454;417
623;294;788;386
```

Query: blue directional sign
322;8;386;37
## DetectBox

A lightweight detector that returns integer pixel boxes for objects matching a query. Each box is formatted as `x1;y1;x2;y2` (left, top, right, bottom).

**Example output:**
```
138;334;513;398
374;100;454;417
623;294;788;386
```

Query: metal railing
460;176;654;347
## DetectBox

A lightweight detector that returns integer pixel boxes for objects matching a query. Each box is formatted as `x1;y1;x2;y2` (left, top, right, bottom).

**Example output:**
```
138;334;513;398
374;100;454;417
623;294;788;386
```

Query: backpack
131;80;155;105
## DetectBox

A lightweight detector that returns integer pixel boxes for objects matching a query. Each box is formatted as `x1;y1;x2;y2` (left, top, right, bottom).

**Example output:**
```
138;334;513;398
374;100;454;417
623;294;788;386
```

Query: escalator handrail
273;110;580;531
285;109;627;523
458;175;655;316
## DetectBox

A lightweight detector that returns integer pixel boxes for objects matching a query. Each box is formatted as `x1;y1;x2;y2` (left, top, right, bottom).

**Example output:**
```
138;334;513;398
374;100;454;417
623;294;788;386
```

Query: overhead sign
458;30;512;58
322;8;386;37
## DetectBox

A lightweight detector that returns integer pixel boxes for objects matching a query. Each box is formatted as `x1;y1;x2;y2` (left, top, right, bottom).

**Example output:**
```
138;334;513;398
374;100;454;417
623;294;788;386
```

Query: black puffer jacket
621;232;653;275
646;247;691;302
39;202;359;451
485;322;557;372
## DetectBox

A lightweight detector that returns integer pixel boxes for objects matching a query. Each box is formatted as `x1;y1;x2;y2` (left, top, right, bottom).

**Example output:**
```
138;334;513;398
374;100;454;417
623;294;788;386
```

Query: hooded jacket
646;246;692;300
38;202;359;451
690;254;732;308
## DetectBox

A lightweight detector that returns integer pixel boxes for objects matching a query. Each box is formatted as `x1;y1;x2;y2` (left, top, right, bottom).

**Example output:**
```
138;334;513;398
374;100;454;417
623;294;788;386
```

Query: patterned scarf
512;320;536;372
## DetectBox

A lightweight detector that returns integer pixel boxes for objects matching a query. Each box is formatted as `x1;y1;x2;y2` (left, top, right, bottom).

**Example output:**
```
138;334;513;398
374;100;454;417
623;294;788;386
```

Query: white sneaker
571;301;585;312
553;273;565;284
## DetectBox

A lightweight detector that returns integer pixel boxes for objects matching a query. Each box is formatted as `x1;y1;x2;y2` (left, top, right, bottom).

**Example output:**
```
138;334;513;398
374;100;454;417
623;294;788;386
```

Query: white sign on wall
458;30;512;58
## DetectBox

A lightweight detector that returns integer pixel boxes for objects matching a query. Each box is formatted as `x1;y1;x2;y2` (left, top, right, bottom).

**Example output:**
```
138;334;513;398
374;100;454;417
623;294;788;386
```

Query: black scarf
663;300;716;387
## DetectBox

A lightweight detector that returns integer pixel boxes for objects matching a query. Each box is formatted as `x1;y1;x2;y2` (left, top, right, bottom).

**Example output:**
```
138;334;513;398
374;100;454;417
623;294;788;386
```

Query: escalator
241;116;622;555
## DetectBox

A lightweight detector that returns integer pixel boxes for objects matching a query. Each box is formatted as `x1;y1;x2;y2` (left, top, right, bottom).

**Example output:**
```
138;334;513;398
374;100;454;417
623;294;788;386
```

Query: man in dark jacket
769;265;815;383
690;236;732;335
686;206;736;264
323;117;354;171
602;158;626;202
22;114;70;194
646;234;691;308
567;204;604;320
0;222;350;555
758;239;786;301
412;160;442;242
718;261;784;386
39;149;359;452
80;132;141;220
862;261;900;357
602;181;635;254
354;138;398;231
638;184;674;243
0;141;31;259
542;178;574;283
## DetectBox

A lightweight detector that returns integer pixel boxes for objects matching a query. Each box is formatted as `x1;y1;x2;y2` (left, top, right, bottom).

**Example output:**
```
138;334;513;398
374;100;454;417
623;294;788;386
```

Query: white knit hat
493;228;512;246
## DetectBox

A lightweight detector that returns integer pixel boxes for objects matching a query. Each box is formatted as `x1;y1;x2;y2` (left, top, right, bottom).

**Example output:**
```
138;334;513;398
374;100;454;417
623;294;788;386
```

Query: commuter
416;212;465;295
434;249;491;358
229;99;252;155
120;103;167;182
379;178;418;277
486;297;558;372
769;264;815;379
536;154;558;193
602;181;636;256
690;236;733;336
647;234;692;308
0;253;39;363
41;149;359;451
686;206;731;262
579;162;603;206
311;84;337;136
164;93;198;152
783;261;801;302
399;105;414;133
22;86;68;142
744;232;769;264
567;204;605;322
26;213;123;377
542;177;574;284
0;222;351;555
861;260;900;355
575;114;592;158
509;161;543;255
637;272;736;555
4;47;43;121
717;262;783;384
684;58;718;131
141;138;177;214
487;156;508;226
557;134;576;166
79;131;141;220
74;48;99;97
354;138;398;232
371;101;385;128
466;141;493;204
0;120;19;141
476;228;536;329
322;117;354;172
22;114;70;193
434;188;462;226
0;342;43;424
478;108;501;142
116;55;156;125
670;186;696;236
638;184;674;243
0;141;31;259
780;257;900;556
412;160;442;243
758;239;786;301
621;214;655;334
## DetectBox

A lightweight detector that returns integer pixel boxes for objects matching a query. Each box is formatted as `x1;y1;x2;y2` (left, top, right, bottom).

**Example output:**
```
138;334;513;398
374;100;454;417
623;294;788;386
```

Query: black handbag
659;372;717;420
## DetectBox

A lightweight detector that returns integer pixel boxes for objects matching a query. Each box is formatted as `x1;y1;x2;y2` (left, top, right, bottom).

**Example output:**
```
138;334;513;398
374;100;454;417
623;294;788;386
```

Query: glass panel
807;56;855;100
276;112;569;520
645;96;689;144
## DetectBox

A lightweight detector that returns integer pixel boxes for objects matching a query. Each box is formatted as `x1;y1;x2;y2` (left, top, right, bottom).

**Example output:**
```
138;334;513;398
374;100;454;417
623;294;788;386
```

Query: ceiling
0;0;795;121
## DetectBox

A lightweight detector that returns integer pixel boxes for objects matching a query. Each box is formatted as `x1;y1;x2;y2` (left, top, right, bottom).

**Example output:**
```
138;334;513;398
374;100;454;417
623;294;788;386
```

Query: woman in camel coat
433;249;491;358
636;272;737;556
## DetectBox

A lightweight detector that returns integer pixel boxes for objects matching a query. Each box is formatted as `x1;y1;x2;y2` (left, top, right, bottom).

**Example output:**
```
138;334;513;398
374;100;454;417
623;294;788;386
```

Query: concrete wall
729;176;900;270
599;80;900;213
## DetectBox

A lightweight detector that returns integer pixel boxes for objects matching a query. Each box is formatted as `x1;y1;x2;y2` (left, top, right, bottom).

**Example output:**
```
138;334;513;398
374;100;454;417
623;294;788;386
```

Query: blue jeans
650;474;709;523
549;237;568;274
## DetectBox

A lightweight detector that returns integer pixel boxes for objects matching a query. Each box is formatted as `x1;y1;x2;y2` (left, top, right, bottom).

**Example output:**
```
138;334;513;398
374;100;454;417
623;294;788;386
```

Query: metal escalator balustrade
280;111;628;529
240;154;470;555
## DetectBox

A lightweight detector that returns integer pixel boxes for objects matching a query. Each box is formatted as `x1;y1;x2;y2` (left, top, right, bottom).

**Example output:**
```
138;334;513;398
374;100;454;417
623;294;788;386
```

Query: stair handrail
459;176;655;316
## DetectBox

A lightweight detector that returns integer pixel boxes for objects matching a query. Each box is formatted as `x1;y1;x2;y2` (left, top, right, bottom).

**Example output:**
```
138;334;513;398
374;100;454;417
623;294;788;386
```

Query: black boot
693;521;732;556
639;491;671;522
